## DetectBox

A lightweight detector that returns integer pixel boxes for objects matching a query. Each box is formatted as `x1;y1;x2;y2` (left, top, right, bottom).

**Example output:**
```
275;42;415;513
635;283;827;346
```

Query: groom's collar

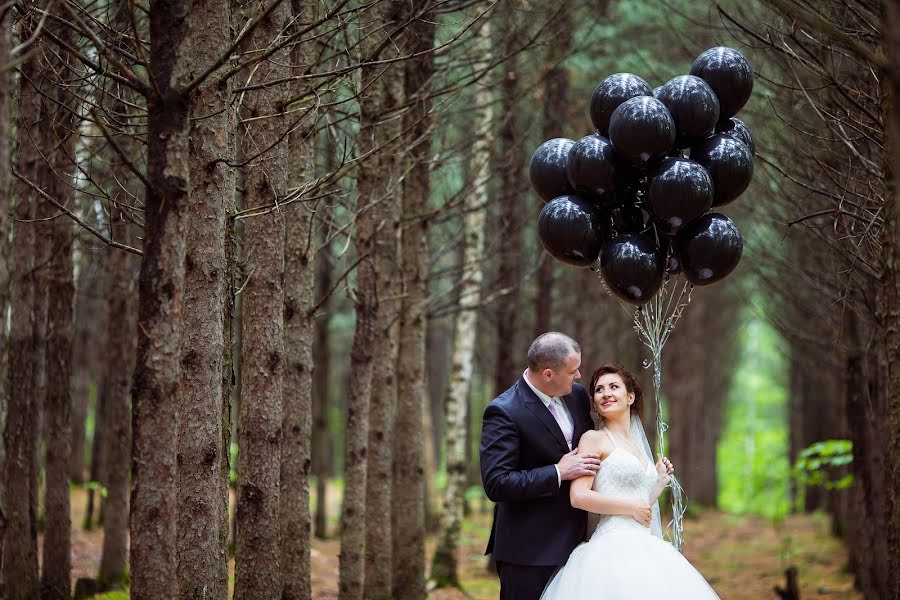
522;370;555;408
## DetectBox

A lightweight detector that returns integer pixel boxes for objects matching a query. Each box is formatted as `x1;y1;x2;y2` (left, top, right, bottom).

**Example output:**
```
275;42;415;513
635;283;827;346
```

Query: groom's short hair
527;332;580;371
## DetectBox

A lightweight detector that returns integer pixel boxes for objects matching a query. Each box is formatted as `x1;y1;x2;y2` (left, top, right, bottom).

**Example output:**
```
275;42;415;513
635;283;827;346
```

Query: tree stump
774;566;800;600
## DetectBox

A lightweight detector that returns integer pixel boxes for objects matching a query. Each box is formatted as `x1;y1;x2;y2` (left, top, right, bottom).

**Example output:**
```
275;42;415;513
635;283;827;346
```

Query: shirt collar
523;370;556;408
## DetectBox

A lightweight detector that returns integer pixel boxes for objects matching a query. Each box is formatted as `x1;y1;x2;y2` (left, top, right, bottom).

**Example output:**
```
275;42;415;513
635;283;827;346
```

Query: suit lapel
519;378;569;452
563;392;588;440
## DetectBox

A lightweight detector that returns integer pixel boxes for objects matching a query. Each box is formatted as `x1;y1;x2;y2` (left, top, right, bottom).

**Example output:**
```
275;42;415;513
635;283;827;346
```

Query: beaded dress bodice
590;430;657;538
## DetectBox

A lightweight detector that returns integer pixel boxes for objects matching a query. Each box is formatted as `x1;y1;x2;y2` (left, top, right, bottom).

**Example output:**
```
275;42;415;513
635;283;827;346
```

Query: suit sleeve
480;402;560;502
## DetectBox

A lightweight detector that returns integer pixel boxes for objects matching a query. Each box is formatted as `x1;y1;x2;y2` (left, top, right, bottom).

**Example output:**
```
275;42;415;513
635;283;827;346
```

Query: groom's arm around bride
479;332;600;600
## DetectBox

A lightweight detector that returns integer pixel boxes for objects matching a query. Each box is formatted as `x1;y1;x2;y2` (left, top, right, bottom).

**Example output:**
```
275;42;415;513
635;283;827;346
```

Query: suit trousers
496;561;558;600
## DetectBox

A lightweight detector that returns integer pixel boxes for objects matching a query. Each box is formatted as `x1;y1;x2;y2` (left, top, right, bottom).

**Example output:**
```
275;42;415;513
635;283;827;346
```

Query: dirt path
61;488;859;599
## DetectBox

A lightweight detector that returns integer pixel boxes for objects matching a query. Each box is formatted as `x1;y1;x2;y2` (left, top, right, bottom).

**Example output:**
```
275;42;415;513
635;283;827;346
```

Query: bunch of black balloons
531;47;754;305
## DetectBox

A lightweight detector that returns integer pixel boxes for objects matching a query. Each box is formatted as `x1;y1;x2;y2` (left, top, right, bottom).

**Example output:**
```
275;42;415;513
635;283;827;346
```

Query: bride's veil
593;414;664;540
630;415;664;539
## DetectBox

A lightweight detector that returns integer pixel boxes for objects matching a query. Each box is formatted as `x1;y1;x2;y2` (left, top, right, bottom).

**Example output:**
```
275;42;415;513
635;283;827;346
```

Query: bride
540;363;719;599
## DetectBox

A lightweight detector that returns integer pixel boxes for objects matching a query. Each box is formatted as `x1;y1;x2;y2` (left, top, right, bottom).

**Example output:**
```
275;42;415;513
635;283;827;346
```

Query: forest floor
59;486;860;599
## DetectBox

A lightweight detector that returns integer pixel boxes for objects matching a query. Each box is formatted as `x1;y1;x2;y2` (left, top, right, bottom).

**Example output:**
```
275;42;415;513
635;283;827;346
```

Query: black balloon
666;251;683;275
590;73;652;137
594;186;638;212
600;232;665;305
529;138;576;202
675;212;743;286
538;195;608;267
567;134;620;197
690;47;754;121
646;158;713;235
690;134;753;206
655;75;720;148
608;96;675;169
716;117;755;155
610;196;645;234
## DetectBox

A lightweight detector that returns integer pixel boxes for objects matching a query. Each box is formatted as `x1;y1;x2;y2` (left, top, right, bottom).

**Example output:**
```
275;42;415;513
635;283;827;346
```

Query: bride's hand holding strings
655;456;674;486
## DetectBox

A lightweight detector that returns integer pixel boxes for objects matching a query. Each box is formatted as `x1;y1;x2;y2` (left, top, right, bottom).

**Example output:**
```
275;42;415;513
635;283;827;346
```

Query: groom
480;332;599;600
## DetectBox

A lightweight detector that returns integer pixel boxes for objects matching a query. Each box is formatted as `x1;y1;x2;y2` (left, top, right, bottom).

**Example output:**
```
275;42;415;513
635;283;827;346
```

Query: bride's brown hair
589;363;644;419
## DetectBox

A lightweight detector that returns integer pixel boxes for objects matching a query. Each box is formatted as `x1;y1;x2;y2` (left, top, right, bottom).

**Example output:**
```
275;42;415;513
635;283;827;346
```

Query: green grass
91;593;129;600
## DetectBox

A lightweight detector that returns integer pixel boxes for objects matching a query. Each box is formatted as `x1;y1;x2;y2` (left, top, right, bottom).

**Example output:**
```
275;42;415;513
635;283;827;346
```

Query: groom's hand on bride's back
557;448;601;481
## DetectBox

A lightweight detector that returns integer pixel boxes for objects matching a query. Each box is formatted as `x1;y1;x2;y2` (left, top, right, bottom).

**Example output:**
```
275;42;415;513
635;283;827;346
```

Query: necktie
548;399;573;450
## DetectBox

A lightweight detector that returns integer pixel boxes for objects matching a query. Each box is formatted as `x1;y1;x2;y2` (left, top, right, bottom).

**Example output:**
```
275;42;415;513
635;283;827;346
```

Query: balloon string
632;278;692;552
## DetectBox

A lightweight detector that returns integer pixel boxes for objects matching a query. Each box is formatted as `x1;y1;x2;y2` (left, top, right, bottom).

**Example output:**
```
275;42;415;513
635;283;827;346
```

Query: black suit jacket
480;376;593;566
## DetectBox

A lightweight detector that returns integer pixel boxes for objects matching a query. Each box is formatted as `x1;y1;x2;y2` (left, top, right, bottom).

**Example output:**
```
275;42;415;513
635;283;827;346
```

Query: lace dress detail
540;428;720;599
590;446;658;538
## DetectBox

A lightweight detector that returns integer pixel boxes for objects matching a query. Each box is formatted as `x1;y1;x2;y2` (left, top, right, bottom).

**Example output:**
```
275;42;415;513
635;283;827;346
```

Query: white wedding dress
540;430;719;599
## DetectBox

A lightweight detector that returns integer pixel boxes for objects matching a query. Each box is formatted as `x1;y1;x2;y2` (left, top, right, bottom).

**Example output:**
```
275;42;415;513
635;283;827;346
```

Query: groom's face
545;352;582;396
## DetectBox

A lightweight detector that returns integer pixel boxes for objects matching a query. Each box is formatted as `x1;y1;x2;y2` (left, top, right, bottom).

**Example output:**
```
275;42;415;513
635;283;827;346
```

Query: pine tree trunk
338;2;406;595
99;209;138;589
2;29;40;600
39;20;79;597
431;16;492;587
0;1;13;575
844;307;890;597
880;9;900;592
130;1;193;596
85;383;107;530
97;0;139;588
391;6;435;598
492;7;524;396
312;249;331;539
363;3;407;595
70;253;105;487
533;2;572;336
280;1;317;595
175;1;233;597
233;2;290;597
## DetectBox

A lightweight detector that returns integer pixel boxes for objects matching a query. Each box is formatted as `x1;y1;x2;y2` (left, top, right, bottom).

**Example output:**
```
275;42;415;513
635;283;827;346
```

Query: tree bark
2;27;40;600
39;18;79;597
533;1;572;336
0;1;13;578
280;1;317;596
233;2;290;598
312;248;332;539
664;286;735;506
175;0;233;598
130;1;193;597
85;382;107;530
99;208;138;590
391;5;436;597
492;7;525;397
338;1;406;595
881;7;900;591
363;3;408;596
431;15;493;587
70;224;107;488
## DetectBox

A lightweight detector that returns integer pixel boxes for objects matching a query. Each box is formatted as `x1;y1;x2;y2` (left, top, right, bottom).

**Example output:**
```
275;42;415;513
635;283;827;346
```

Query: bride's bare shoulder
577;429;612;454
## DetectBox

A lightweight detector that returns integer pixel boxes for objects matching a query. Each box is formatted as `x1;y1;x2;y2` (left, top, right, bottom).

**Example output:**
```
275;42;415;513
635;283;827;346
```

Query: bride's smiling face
593;373;634;417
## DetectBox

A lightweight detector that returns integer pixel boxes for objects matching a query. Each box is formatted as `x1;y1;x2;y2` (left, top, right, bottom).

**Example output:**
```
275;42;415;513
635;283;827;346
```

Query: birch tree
431;14;493;588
